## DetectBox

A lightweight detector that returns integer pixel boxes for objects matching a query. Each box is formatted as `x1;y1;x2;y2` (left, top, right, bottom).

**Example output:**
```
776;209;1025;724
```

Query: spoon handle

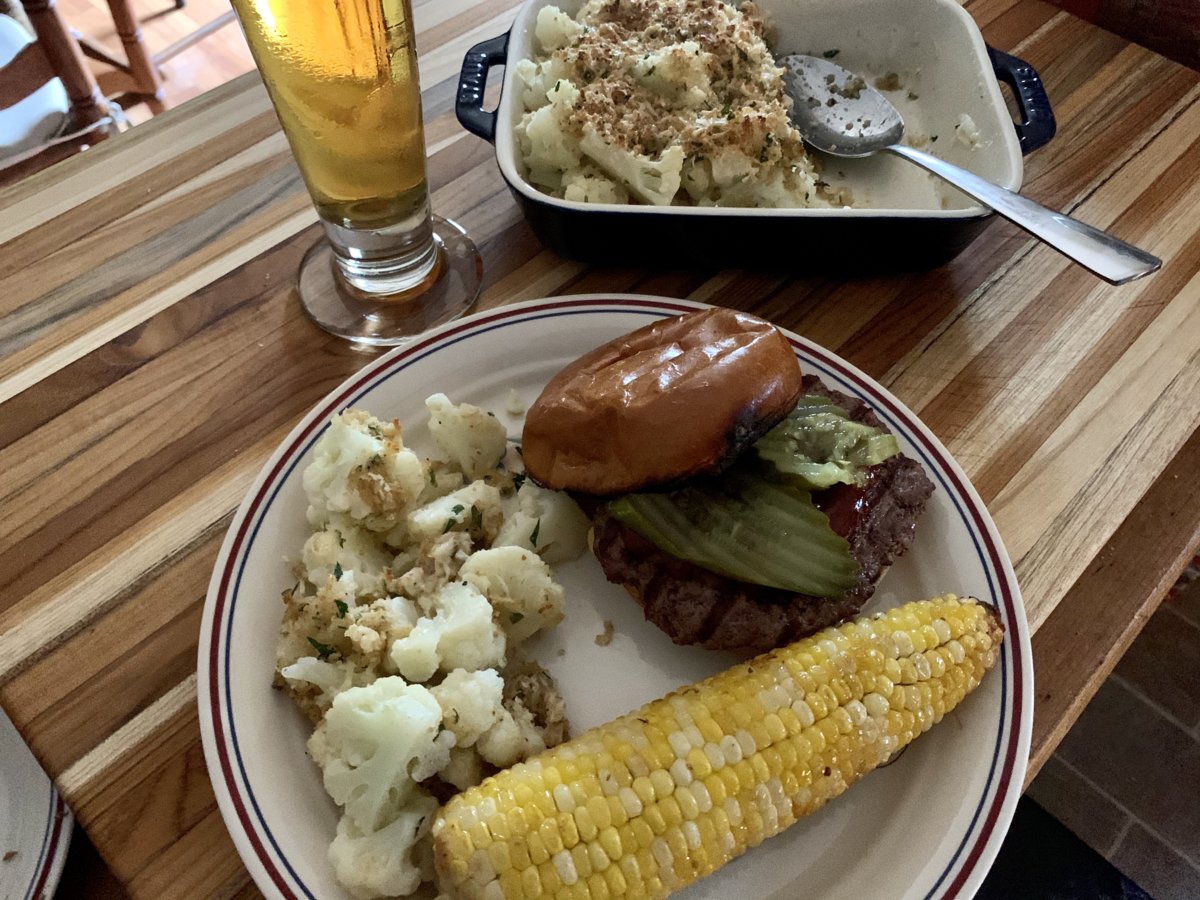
885;144;1161;285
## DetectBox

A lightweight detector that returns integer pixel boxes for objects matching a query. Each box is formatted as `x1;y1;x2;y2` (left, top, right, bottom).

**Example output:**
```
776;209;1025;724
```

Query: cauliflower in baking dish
516;0;831;208
273;395;585;898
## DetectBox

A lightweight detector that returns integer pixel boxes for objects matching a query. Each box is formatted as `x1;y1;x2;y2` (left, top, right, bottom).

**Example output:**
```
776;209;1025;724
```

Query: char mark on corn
433;594;1003;899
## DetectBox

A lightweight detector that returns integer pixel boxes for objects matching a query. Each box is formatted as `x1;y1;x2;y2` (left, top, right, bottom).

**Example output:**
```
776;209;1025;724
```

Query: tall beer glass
231;0;481;345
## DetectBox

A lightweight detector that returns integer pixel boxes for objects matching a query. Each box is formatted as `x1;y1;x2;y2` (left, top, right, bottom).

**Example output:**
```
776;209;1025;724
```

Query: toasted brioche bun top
521;307;803;495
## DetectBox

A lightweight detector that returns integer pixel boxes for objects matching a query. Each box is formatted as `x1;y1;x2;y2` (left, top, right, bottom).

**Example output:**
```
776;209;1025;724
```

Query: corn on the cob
433;594;1004;899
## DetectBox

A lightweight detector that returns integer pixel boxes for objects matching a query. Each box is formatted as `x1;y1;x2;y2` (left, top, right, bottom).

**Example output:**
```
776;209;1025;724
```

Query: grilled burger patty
590;377;935;653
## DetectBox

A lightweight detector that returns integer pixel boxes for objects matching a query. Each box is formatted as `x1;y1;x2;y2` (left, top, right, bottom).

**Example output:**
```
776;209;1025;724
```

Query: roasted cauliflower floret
430;668;507;748
493;481;590;563
303;410;427;533
517;78;583;191
405;480;504;546
301;523;393;600
328;801;437;900
274;573;358;676
309;679;454;834
343;596;421;673
459;546;565;644
279;657;377;724
475;697;547;769
389;582;506;683
426;394;508;481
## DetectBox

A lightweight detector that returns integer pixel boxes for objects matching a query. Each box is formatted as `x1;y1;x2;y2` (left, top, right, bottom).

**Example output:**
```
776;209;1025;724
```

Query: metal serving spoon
781;54;1161;285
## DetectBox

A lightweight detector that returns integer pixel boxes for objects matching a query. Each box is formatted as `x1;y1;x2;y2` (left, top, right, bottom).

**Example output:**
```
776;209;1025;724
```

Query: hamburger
521;307;934;653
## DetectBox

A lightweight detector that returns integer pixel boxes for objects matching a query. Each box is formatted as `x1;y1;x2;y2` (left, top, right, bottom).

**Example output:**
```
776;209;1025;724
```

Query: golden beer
232;0;427;229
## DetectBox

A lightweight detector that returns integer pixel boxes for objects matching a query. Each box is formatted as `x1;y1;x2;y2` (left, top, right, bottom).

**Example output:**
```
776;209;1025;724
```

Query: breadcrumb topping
516;0;830;207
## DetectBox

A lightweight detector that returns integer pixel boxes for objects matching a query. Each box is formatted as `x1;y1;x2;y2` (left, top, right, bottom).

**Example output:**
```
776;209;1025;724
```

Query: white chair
0;3;117;184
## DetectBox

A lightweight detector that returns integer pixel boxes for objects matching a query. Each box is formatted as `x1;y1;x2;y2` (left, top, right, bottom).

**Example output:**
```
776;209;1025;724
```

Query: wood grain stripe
1026;425;1200;783
59;675;198;798
0;78;275;243
995;271;1200;627
72;699;219;884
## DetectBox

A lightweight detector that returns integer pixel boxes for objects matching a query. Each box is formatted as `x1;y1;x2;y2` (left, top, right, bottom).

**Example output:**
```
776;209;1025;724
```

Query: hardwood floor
56;0;254;122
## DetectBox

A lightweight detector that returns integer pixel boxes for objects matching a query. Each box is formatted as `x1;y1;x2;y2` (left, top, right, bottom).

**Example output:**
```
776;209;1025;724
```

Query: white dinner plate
0;708;72;900
199;295;1032;900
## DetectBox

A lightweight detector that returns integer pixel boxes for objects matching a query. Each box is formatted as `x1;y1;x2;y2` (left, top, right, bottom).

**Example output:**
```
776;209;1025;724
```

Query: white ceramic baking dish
456;0;1055;269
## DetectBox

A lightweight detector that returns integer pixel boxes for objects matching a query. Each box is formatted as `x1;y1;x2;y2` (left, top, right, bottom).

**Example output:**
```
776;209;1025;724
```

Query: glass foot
297;215;482;348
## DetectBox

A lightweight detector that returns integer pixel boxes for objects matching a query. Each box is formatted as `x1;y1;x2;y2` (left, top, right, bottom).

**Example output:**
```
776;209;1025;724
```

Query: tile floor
1027;574;1200;899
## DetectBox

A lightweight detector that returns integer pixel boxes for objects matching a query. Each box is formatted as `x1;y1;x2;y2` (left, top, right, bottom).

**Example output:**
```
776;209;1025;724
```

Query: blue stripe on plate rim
201;295;1029;900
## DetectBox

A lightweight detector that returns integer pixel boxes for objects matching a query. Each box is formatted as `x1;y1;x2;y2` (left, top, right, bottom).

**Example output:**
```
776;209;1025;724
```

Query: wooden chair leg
103;0;164;104
20;0;109;127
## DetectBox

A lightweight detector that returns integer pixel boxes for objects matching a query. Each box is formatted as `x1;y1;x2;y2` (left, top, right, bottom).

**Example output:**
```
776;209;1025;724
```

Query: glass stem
319;196;440;296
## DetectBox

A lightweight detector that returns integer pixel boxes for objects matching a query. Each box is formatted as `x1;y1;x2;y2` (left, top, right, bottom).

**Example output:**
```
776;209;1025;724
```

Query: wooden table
1;0;1197;895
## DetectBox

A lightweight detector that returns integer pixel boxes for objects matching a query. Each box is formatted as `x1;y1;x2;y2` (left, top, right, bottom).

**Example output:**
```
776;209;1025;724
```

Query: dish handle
987;46;1056;155
456;32;510;143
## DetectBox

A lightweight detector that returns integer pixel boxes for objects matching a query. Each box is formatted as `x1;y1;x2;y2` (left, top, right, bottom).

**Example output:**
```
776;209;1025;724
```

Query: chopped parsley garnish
308;636;335;660
451;504;465;515
335;600;349;618
512;472;527;490
367;423;383;438
721;100;733;119
430;469;438;487
333;562;344;580
529;518;541;546
336;530;345;548
442;517;457;534
510;612;525;624
646;65;656;76
823;49;840;59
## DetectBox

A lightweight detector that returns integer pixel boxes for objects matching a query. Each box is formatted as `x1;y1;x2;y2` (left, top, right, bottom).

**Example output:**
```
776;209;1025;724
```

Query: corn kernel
628;816;657;854
719;734;743;765
557;810;578;847
642;804;666;835
538;860;561;894
660;796;683;828
586;871;610;900
649;769;674;800
573;806;596;843
523;831;549;868
486;841;512;875
604;794;627;829
669;757;694;787
675;785;700;820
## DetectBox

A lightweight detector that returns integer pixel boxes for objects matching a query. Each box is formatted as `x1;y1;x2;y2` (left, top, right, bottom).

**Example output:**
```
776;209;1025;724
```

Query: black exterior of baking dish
456;36;1055;271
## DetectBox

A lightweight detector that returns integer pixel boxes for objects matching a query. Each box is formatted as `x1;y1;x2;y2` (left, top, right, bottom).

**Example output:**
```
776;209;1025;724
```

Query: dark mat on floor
977;797;1152;899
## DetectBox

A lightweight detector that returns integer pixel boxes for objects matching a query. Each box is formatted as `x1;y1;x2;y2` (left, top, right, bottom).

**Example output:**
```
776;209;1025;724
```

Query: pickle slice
608;469;860;596
754;395;899;489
